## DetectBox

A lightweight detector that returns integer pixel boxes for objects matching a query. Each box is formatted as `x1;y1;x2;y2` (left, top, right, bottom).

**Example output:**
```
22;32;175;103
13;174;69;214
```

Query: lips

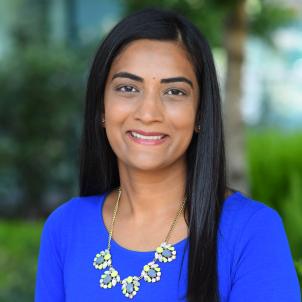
127;129;167;137
126;129;168;145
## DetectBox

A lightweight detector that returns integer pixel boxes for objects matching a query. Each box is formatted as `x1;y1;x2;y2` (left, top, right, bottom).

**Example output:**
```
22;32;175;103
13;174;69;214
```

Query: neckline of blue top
98;190;241;255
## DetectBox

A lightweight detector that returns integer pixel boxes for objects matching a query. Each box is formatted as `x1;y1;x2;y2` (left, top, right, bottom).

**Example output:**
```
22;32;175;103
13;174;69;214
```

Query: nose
133;90;164;123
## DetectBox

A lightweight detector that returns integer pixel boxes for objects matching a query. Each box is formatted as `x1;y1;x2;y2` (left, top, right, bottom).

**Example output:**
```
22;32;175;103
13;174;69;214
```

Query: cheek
104;93;133;123
166;103;196;131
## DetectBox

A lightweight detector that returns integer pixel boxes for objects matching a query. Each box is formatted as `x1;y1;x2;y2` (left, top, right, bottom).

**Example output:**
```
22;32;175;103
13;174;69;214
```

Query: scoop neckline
99;191;188;255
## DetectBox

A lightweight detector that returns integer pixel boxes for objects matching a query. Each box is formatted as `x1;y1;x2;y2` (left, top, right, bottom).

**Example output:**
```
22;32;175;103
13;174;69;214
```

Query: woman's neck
117;159;187;224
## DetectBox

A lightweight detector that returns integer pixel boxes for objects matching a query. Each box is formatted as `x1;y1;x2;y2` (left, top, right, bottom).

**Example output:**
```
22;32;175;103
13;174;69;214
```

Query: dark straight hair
80;8;229;302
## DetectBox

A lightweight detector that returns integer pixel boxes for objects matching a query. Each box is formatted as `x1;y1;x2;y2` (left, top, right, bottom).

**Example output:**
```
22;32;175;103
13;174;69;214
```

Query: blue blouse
35;191;301;301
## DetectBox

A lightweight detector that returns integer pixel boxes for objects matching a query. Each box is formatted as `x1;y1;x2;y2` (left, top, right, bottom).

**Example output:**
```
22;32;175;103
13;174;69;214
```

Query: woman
35;8;301;302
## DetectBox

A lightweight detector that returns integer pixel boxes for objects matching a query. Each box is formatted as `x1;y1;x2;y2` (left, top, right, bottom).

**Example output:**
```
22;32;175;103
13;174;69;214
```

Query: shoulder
220;192;300;300
220;191;282;232
218;191;284;254
42;193;107;234
37;193;108;267
219;191;295;274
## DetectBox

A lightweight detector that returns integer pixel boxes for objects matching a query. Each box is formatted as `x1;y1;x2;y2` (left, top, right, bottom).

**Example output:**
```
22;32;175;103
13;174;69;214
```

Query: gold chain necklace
93;187;186;299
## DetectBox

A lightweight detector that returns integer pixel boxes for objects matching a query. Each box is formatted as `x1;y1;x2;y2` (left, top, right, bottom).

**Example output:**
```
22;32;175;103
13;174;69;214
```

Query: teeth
130;132;165;140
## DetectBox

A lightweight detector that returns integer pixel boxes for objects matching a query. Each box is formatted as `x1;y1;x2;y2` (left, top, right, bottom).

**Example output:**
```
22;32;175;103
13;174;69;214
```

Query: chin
131;162;165;171
122;158;169;172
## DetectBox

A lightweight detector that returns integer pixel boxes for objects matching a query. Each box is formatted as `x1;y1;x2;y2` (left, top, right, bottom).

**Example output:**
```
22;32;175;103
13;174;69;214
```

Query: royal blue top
35;191;301;301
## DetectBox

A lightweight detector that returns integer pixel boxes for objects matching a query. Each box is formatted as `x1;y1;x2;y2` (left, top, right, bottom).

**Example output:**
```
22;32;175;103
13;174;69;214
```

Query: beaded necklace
93;187;186;299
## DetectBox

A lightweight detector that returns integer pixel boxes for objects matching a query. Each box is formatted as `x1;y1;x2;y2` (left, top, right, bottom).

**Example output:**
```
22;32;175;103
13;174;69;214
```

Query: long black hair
80;8;229;302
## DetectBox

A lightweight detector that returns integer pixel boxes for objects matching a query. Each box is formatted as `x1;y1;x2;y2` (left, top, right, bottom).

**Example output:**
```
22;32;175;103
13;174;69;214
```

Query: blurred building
49;0;123;46
0;0;123;55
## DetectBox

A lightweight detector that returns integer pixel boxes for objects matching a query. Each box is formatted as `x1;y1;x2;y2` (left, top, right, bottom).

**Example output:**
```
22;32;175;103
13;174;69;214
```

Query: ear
194;112;201;133
101;113;105;128
194;123;201;133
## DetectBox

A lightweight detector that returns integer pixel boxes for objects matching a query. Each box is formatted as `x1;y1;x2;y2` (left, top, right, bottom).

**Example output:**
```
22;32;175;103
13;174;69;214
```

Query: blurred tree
223;0;248;194
0;46;85;218
125;0;296;194
0;0;89;218
11;0;50;47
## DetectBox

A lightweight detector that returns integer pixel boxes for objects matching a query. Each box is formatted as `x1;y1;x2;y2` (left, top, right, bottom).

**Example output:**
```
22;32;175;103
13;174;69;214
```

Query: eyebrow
112;72;143;82
161;77;193;88
112;72;193;88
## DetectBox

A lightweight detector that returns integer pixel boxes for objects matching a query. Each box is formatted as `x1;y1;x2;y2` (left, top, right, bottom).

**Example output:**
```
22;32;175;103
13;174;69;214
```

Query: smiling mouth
126;131;168;145
129;131;166;140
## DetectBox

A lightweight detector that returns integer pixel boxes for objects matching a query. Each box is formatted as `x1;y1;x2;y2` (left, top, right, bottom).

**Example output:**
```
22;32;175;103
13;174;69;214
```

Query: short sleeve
229;207;301;301
35;209;65;302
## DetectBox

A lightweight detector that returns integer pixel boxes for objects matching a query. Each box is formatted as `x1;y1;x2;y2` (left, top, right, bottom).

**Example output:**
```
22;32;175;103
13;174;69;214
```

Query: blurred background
0;0;301;300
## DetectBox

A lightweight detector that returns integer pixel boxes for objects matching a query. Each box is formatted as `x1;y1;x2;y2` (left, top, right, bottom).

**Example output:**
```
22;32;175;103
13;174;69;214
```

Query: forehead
108;39;196;80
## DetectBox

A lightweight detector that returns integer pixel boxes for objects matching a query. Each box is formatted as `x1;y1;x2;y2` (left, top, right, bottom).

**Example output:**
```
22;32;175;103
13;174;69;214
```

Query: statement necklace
93;187;186;299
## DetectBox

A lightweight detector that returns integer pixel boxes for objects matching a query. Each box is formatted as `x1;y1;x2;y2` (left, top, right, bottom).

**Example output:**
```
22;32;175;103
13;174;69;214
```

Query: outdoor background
0;0;301;300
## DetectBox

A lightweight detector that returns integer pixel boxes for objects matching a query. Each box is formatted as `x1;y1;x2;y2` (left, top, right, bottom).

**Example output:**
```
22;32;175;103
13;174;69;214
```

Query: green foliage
294;259;302;287
247;130;302;209
0;220;43;302
0;45;86;216
125;0;297;47
247;129;302;262
248;2;297;44
283;173;302;260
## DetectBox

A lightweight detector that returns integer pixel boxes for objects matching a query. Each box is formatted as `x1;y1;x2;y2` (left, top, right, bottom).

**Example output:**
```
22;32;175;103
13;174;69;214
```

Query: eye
115;85;139;93
165;88;187;96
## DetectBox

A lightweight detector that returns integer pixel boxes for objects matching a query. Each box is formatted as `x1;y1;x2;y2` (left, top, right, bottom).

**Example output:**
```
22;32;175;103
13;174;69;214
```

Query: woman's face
103;39;199;171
